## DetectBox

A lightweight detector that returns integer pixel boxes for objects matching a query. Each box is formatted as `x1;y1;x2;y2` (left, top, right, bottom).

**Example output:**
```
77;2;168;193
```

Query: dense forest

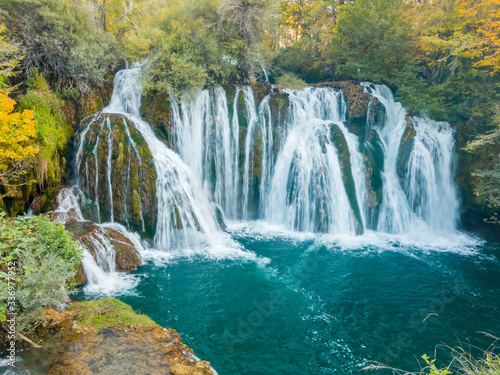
1;1;500;374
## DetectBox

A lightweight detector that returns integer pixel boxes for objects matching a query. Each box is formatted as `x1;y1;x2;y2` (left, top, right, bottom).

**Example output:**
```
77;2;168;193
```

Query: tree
0;25;23;91
0;91;38;191
1;0;119;94
0;214;82;335
217;0;281;83
458;0;500;76
141;0;240;98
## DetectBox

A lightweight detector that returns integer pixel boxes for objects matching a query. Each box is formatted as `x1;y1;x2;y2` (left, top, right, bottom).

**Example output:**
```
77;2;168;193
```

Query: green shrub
18;72;73;188
1;0;119;94
276;72;307;90
0;214;82;334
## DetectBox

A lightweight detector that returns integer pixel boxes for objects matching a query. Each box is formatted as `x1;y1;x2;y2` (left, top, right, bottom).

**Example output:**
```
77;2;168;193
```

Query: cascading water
264;88;361;234
52;187;141;295
172;86;273;220
102;69;227;252
172;82;460;237
364;84;459;234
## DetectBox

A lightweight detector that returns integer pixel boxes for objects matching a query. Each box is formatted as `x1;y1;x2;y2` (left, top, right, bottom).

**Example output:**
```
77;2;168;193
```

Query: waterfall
172;86;271;220
52;188;141;295
364;84;459;234
63;66;464;297
264;88;360;234
241;87;259;219
106;117;114;223
103;69;225;251
403;116;459;232
171;82;460;236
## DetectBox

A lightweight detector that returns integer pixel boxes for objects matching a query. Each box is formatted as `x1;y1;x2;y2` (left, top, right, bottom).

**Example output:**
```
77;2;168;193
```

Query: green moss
132;189;140;219
397;121;417;182
331;124;364;233
116;142;124;173
71;298;157;332
132;176;139;190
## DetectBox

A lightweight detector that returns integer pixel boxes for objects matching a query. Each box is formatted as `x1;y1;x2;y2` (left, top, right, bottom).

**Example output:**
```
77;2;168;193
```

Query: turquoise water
79;224;500;374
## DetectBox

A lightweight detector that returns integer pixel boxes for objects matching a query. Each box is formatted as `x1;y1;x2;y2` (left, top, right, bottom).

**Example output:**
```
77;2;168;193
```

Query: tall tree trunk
244;33;257;84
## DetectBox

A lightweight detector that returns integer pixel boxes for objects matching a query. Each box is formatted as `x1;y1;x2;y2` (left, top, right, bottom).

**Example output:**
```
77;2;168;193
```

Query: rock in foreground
41;299;215;375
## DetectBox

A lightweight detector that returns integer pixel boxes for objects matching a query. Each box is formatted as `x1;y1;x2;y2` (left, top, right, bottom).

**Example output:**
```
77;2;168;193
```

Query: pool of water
6;223;500;375
83;223;500;374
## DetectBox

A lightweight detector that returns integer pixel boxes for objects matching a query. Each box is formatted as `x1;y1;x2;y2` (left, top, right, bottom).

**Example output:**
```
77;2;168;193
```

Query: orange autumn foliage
459;0;500;75
0;91;38;172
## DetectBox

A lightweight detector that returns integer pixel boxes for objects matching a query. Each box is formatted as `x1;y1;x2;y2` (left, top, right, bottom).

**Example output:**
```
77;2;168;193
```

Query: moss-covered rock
141;91;174;147
72;263;87;287
397;118;417;185
33;299;216;375
363;130;385;229
330;124;363;234
76;114;157;238
317;81;373;120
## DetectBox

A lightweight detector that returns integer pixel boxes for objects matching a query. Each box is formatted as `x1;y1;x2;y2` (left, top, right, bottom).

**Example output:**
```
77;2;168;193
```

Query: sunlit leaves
0;92;38;174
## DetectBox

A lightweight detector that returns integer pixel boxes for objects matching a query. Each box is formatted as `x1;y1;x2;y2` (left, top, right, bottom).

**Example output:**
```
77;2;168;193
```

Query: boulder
37;299;216;375
65;218;142;273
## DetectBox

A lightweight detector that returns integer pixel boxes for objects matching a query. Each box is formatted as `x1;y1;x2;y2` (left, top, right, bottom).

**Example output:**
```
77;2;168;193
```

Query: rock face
76;114;157;238
65;218;142;273
318;81;379;120
397;118;417;187
142;92;175;148
34;299;216;375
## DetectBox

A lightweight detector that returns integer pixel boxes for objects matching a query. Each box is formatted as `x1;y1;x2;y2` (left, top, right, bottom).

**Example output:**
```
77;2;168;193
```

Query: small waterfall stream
364;84;459;234
264;88;359;234
52;187;141;294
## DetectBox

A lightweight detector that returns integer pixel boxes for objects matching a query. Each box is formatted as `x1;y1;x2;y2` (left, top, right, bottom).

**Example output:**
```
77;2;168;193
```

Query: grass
363;332;500;375
70;298;158;331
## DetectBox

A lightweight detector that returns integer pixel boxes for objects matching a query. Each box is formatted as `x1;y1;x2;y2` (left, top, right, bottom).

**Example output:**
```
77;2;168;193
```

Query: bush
140;0;241;99
0;0;119;94
0;214;82;334
276;72;307;90
17;72;73;188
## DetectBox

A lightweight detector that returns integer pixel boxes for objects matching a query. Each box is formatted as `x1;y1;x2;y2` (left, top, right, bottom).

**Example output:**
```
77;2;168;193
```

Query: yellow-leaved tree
459;0;500;75
0;92;38;188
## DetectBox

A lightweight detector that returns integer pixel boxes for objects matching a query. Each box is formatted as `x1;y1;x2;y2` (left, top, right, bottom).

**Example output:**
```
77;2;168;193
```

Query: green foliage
276;72;306;90
0;24;23;91
0;213;82;334
0;0;120;94
329;0;413;83
140;0;240;99
17;71;73;187
273;39;332;83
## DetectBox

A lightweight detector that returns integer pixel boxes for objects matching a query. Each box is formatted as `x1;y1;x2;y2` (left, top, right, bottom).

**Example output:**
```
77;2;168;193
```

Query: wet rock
141;92;174;148
29;196;46;215
363;130;385;229
66;218;142;273
37;299;215;375
397;117;417;185
76;114;157;238
330;124;363;234
72;263;87;286
317;81;374;120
